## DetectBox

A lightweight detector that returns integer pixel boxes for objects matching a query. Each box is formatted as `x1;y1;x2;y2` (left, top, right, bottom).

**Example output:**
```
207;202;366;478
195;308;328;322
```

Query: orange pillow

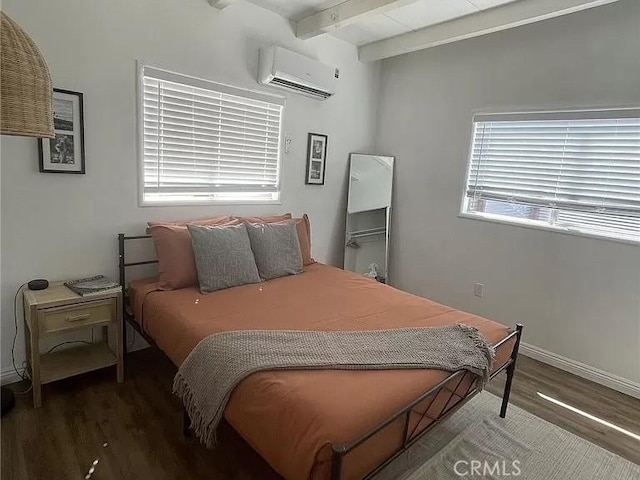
149;216;238;290
148;215;235;228
236;213;292;223
290;215;314;266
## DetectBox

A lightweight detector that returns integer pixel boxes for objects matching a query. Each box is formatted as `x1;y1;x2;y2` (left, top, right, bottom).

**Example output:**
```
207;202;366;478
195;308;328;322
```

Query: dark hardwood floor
2;349;638;479
486;355;640;465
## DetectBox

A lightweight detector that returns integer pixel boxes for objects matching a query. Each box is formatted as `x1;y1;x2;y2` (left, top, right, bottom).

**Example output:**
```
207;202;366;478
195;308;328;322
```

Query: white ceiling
247;0;521;46
240;0;617;61
247;0;343;20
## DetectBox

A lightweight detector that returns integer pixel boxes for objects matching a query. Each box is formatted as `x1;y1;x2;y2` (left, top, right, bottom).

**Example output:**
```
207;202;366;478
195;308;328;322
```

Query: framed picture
305;133;327;185
39;89;85;174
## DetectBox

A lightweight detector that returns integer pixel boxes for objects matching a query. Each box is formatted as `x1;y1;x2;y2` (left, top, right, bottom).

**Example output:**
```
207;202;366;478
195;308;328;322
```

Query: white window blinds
140;66;284;204
464;109;640;242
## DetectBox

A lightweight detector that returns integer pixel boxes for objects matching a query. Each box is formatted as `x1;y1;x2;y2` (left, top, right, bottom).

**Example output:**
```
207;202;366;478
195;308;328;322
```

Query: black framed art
305;133;327;185
39;89;86;174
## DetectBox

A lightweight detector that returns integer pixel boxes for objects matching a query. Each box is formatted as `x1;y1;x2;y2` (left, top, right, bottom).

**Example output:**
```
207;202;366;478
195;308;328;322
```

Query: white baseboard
1;367;26;386
520;342;640;400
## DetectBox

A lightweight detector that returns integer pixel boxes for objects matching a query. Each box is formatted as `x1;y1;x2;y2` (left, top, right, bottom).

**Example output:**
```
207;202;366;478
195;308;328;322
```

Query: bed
118;233;522;480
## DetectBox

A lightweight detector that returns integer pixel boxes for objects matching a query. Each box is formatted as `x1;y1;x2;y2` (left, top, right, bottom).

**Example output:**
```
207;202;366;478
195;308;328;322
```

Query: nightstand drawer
39;300;115;335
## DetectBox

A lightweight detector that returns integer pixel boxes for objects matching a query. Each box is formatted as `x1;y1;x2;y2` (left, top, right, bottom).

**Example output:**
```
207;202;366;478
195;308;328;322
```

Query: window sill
140;199;282;208
458;212;639;247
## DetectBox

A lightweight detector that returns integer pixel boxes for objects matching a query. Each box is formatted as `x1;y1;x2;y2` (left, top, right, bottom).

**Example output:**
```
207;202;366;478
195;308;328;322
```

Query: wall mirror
344;154;394;283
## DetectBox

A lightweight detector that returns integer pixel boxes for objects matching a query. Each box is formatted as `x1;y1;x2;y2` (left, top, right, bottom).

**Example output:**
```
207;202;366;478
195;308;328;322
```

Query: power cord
11;283;97;395
12;283;29;381
10;368;32;396
10;283;33;395
12;341;95;397
47;341;93;353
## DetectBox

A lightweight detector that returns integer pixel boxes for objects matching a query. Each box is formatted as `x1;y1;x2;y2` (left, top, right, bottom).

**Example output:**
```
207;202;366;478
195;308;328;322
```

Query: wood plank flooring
486;355;640;465
2;348;638;479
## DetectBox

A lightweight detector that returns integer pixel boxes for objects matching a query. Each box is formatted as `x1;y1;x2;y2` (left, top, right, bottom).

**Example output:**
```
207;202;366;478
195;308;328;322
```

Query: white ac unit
258;46;338;100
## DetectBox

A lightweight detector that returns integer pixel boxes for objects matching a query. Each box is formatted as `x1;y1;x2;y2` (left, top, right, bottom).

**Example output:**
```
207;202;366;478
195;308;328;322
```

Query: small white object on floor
364;263;379;280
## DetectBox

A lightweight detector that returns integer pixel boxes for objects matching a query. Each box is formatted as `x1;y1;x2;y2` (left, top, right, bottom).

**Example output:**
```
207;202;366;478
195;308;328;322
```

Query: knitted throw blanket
173;325;495;447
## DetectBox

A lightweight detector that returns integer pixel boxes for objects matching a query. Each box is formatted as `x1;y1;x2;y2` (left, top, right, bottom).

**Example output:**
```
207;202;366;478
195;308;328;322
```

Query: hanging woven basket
1;11;54;138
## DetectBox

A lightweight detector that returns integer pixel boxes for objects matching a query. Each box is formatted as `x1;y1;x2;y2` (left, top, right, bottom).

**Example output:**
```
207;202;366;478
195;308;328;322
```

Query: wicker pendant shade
1;12;54;138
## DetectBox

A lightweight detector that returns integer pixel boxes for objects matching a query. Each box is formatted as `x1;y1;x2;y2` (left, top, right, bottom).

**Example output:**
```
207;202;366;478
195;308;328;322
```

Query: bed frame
118;233;523;480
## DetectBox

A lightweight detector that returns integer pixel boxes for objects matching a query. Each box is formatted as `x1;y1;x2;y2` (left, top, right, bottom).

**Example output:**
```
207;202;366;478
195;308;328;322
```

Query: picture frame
38;89;86;174
305;133;327;185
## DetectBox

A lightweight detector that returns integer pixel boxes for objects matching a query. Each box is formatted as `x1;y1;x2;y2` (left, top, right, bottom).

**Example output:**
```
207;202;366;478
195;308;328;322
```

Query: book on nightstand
64;275;121;296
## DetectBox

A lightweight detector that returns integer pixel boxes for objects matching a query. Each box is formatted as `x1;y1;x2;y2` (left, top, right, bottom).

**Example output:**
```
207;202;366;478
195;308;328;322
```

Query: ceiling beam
207;0;235;9
296;0;421;40
359;0;620;62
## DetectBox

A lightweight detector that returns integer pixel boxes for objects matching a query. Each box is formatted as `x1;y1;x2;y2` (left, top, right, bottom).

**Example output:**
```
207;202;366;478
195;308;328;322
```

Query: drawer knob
66;313;91;322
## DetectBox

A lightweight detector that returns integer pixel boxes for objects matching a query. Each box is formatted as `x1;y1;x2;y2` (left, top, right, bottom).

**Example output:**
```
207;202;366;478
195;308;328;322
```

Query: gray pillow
245;222;303;280
187;223;261;293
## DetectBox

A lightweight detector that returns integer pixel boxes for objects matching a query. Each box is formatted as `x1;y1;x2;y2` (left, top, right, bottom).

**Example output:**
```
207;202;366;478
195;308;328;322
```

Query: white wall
0;0;380;379
2;0;637;391
376;0;640;385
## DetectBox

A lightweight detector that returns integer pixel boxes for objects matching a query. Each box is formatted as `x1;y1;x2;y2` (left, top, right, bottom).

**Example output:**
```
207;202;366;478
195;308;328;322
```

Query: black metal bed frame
118;233;523;480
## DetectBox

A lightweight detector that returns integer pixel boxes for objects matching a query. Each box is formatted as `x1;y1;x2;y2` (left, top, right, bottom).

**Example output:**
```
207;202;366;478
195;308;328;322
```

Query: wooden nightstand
23;283;124;407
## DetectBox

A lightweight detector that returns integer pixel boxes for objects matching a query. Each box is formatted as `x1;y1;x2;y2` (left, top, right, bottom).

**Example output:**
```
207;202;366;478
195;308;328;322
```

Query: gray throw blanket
173;325;495;447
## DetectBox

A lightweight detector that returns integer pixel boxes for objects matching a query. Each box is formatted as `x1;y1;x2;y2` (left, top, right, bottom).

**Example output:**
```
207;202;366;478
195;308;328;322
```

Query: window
462;109;640;243
139;65;284;205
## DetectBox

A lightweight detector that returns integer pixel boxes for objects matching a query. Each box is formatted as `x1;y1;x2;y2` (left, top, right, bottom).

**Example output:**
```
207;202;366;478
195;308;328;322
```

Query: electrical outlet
284;137;292;154
474;283;484;298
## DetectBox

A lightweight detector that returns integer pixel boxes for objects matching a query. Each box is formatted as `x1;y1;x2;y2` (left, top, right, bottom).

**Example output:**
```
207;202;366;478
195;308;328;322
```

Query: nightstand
23;283;124;407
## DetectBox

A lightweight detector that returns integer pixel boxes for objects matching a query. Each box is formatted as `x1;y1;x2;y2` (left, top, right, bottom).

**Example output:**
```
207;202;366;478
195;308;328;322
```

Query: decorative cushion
279;215;314;266
188;223;261;293
245;222;303;280
149;217;238;290
243;214;313;266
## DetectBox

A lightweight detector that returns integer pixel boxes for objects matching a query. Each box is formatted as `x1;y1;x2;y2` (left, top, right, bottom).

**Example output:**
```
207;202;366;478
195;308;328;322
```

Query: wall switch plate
474;283;484;298
284;137;292;154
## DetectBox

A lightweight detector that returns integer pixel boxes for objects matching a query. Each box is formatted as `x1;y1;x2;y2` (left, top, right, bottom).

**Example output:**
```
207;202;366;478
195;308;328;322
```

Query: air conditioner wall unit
258;46;338;100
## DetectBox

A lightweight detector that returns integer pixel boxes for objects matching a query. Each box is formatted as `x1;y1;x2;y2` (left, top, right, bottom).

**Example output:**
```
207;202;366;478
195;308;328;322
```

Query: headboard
117;233;159;350
117;233;157;294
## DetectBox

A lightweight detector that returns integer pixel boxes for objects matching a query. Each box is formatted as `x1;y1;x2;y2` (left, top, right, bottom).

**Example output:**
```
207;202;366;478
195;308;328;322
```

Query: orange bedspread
130;264;513;480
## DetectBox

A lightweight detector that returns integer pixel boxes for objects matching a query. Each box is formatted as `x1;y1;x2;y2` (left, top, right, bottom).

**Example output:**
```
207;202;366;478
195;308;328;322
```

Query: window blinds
465;109;640;241
141;66;284;203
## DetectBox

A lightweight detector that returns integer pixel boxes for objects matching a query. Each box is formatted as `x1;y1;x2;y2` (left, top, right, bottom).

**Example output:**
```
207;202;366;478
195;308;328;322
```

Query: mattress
129;264;514;480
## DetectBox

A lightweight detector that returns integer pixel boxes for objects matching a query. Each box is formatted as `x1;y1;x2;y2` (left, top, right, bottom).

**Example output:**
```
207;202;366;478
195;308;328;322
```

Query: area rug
377;391;640;480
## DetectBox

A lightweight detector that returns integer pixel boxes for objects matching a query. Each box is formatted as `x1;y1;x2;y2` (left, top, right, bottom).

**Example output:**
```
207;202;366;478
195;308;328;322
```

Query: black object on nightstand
28;278;49;291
